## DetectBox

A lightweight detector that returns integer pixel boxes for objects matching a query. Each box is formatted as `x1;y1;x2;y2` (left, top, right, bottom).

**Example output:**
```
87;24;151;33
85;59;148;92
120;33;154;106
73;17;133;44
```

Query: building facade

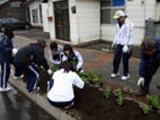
42;0;160;45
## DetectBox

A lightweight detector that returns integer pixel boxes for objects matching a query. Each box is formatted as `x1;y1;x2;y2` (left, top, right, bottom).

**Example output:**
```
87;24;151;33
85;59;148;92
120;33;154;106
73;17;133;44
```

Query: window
39;4;43;24
32;9;39;23
101;0;125;24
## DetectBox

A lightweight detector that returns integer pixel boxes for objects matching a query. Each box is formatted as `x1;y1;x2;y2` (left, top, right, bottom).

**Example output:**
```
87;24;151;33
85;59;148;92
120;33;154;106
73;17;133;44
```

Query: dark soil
76;40;141;59
71;84;160;120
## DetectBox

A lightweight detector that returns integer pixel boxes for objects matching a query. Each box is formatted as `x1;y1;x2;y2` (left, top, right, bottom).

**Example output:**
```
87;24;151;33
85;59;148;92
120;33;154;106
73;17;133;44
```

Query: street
0;86;56;120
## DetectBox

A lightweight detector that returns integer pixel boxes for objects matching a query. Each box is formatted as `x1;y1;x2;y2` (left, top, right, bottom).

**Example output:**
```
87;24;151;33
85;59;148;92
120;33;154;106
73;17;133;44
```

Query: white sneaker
121;74;130;81
0;86;11;92
110;73;119;78
13;75;24;80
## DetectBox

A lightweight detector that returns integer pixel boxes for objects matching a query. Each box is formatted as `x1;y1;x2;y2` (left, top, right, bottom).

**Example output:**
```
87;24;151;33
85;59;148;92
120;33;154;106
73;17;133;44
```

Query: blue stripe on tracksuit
0;62;10;88
26;64;40;92
0;35;13;89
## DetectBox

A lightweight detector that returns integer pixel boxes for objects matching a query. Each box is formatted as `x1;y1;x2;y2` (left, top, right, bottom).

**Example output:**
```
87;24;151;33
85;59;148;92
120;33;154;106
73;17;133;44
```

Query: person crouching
47;61;85;109
62;44;84;72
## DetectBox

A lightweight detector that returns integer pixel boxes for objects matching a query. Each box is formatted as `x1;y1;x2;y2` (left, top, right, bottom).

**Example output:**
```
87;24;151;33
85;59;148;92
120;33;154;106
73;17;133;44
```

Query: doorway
54;0;70;41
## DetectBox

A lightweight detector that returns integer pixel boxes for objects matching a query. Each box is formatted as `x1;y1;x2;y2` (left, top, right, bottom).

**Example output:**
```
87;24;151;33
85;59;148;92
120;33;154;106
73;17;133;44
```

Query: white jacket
47;69;84;102
113;18;134;46
62;50;83;70
50;45;63;65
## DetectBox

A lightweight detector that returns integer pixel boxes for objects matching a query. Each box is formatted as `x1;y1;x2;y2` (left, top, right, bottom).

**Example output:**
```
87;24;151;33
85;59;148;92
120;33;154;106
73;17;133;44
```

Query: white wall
101;0;148;45
29;0;42;26
47;0;100;45
155;2;160;21
76;0;100;43
42;3;49;32
69;0;79;44
48;0;56;40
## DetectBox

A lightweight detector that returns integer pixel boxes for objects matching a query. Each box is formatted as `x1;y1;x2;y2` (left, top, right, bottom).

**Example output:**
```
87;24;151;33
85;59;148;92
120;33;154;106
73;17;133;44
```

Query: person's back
138;37;160;95
47;61;84;108
14;45;36;65
48;69;84;102
140;37;160;61
14;44;47;68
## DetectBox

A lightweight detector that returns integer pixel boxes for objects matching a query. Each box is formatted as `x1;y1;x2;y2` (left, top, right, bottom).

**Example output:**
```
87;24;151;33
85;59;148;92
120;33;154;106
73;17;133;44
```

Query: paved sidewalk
13;36;160;96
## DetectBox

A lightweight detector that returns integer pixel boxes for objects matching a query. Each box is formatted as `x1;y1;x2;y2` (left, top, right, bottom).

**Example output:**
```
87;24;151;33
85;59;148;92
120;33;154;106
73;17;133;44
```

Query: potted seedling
103;86;111;99
147;95;160;111
91;72;103;87
51;64;59;72
142;104;150;115
116;89;124;106
78;72;90;83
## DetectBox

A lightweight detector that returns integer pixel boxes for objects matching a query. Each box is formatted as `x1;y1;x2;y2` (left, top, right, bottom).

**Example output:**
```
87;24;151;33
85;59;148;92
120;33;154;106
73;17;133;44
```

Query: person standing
137;37;160;95
0;26;14;92
110;10;134;81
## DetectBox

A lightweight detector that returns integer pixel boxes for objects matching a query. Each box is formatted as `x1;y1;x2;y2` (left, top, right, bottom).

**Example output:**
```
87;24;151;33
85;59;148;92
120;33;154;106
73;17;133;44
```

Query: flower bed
67;84;160;120
23;69;160;120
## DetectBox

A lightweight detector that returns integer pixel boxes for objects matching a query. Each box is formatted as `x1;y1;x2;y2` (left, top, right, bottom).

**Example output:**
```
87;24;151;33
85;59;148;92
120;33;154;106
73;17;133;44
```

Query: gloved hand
47;69;53;75
137;77;144;87
111;43;116;50
12;48;18;56
122;45;129;53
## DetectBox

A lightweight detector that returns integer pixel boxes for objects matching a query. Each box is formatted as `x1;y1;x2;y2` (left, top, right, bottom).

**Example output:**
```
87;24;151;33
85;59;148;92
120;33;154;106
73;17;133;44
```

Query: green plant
147;95;160;110
103;86;111;99
116;89;123;106
51;64;58;72
70;60;77;68
142;105;150;115
78;72;103;84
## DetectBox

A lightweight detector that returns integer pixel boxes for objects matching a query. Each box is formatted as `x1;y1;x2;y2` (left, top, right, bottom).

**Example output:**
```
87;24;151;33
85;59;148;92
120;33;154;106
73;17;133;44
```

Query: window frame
32;9;39;24
101;0;126;24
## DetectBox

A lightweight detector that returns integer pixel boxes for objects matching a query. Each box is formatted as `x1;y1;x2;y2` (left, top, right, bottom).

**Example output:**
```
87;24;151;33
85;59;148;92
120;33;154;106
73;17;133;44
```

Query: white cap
113;10;126;19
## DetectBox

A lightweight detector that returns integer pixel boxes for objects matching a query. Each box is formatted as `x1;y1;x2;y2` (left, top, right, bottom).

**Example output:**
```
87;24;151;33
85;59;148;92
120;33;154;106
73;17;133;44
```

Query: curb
9;79;76;120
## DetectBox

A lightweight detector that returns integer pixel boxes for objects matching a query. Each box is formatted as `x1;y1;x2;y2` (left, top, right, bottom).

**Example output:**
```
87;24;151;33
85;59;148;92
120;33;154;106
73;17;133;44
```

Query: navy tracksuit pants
27;64;40;92
141;61;160;93
113;45;132;76
0;62;10;89
14;62;40;92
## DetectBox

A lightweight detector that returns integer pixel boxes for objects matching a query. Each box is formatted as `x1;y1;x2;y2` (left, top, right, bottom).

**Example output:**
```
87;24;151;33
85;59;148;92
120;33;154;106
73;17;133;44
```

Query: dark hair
59;61;72;73
4;26;14;39
29;40;46;49
63;44;73;53
37;40;46;48
50;42;58;50
141;38;158;52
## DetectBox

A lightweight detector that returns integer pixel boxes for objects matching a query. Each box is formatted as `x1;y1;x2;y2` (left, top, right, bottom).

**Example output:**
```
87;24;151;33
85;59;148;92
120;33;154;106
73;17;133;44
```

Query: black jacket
14;44;49;70
0;35;13;63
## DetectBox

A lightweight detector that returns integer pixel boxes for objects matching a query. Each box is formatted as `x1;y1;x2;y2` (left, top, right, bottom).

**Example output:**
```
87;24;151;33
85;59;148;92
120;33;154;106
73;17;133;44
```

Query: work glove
111;43;116;50
47;69;53;75
122;45;129;53
12;48;18;56
137;77;144;87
